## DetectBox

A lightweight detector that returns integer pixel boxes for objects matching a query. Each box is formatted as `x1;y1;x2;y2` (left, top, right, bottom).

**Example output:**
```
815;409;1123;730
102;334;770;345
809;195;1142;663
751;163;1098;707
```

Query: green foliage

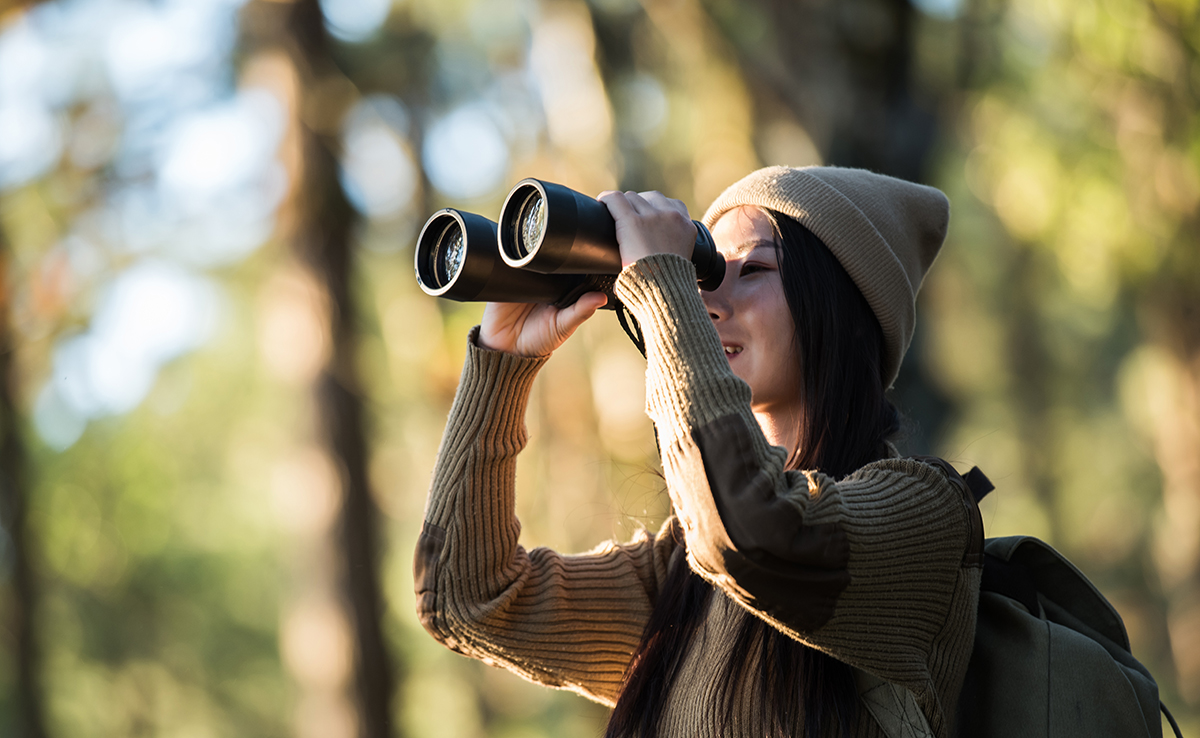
24;285;293;737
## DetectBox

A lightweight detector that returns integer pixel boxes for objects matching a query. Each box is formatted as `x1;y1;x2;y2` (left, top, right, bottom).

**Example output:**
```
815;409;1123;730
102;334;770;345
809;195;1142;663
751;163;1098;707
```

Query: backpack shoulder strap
962;466;995;502
855;669;935;738
1161;702;1185;738
907;455;994;503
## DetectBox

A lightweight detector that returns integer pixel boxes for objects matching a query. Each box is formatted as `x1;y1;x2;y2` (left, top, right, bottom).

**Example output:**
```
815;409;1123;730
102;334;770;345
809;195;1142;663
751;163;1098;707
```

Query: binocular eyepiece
415;178;725;308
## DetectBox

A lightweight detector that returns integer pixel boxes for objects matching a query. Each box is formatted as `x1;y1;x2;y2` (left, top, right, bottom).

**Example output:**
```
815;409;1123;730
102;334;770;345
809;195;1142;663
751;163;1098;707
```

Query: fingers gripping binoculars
414;179;725;309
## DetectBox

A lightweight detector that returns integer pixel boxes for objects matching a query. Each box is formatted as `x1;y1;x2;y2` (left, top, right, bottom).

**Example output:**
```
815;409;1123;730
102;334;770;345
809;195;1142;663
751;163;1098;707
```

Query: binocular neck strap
614;301;647;358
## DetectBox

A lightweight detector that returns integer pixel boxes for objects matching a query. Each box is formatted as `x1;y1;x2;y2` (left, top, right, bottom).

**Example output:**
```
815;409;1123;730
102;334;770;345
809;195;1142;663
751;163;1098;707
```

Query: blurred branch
1002;248;1063;547
956;0;1008;90
699;0;936;180
1143;0;1200;135
0;224;48;738
1145;0;1200;62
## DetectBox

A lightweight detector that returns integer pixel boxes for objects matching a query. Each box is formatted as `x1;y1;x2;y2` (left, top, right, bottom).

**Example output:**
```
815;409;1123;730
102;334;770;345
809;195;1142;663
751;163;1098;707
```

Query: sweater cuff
457;324;548;416
614;254;752;444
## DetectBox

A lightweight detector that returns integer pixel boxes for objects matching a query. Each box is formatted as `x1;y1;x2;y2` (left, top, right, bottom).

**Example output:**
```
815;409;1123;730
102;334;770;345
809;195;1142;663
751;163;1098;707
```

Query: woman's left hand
597;190;697;268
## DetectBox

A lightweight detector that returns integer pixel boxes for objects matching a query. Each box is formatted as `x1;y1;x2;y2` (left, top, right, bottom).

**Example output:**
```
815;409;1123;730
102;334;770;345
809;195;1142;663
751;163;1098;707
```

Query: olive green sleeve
614;254;981;737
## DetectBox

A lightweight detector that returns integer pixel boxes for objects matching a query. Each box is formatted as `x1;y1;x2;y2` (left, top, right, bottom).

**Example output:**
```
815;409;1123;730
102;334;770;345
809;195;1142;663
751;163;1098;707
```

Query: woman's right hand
478;292;608;357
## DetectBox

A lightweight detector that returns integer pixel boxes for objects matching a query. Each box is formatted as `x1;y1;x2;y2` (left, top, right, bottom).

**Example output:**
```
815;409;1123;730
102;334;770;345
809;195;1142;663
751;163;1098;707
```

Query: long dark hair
605;212;901;737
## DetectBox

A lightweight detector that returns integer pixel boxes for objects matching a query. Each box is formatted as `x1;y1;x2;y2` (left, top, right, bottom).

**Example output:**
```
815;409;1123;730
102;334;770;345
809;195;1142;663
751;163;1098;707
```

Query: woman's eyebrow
727;239;777;259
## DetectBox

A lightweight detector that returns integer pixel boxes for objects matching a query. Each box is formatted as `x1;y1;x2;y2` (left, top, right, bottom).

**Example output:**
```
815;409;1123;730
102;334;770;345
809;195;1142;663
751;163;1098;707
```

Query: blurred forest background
0;0;1197;735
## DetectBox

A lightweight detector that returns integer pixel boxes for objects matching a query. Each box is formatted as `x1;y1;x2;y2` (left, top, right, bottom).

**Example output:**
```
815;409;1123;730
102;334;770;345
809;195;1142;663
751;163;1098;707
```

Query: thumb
556;292;608;338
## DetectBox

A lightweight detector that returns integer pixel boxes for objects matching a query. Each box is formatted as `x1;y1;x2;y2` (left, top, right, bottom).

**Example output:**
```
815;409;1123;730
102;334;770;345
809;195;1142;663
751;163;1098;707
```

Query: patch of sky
166;186;282;267
0;103;64;189
0;14;63;188
113;105;179;180
423;103;510;201
103;0;238;105
340;95;418;223
614;73;667;147
434;41;496;101
483;72;544;161
35;261;222;447
0;12;52;104
911;0;960;20
157;89;285;213
100;89;285;265
319;0;392;44
18;0;115;106
7;0;289;450
155;88;286;265
112;185;174;255
0;0;244;189
34;381;87;451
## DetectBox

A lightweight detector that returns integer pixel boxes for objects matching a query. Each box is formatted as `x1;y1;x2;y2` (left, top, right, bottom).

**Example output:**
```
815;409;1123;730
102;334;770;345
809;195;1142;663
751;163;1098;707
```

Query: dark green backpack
946;464;1184;738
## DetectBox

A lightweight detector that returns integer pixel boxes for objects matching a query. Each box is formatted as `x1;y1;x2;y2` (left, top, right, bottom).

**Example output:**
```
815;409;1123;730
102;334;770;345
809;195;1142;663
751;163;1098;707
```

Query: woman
414;166;983;737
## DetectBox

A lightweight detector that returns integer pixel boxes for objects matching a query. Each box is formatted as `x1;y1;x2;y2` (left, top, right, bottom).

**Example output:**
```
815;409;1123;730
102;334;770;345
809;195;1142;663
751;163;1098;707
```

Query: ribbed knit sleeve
414;327;679;706
614;254;981;738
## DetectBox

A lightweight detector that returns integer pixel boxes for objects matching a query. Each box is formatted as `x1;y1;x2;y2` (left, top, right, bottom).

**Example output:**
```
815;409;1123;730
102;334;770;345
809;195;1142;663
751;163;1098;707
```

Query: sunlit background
0;0;1197;735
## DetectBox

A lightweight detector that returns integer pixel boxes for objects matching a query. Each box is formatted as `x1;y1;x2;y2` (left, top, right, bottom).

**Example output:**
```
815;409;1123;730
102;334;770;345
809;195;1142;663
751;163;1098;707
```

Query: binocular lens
514;189;546;260
427;220;466;288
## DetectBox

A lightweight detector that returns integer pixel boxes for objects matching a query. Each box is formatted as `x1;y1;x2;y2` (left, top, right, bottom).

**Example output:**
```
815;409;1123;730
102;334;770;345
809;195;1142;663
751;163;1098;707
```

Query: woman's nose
700;262;735;321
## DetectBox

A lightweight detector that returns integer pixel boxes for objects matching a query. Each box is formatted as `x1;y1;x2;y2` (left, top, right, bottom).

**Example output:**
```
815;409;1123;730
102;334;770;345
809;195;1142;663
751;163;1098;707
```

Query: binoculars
414;179;725;309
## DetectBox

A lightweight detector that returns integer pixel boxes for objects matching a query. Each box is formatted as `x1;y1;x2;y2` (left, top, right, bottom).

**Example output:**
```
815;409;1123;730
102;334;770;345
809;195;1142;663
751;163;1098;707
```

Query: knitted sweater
415;254;983;737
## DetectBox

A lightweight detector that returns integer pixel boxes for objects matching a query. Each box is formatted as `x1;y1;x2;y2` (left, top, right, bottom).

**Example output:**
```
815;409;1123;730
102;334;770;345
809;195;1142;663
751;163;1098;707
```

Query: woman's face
704;206;802;415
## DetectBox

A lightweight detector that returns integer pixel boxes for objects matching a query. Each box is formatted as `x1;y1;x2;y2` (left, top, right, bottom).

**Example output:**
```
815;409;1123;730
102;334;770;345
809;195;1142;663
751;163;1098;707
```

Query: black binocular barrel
498;179;725;292
414;209;611;306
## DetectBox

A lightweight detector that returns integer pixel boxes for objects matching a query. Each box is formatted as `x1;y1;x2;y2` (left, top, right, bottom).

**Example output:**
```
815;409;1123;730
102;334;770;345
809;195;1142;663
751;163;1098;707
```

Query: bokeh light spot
0;102;63;188
912;0;961;19
422;104;509;201
157;89;284;209
319;0;391;43
340;95;417;221
33;382;87;451
45;261;221;428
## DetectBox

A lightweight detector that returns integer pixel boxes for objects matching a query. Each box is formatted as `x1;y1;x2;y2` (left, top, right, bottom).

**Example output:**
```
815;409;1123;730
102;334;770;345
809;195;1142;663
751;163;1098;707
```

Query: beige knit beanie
701;165;950;389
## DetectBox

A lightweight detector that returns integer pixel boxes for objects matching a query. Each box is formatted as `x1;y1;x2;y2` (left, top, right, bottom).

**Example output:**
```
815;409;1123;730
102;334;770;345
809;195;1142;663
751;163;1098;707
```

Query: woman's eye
740;263;771;276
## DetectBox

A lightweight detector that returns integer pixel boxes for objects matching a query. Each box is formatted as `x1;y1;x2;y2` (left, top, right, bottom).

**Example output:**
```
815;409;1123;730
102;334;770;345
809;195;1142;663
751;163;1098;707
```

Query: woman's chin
729;364;756;392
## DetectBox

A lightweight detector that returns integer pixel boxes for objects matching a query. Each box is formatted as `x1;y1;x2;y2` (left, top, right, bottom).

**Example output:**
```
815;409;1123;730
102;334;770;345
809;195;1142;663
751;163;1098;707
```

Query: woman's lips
723;344;743;359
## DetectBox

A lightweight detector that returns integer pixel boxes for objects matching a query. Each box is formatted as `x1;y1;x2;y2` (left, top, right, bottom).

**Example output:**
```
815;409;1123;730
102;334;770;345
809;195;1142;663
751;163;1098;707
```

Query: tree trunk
1139;5;1200;706
1145;271;1200;705
286;3;395;733
0;225;48;738
240;1;396;735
